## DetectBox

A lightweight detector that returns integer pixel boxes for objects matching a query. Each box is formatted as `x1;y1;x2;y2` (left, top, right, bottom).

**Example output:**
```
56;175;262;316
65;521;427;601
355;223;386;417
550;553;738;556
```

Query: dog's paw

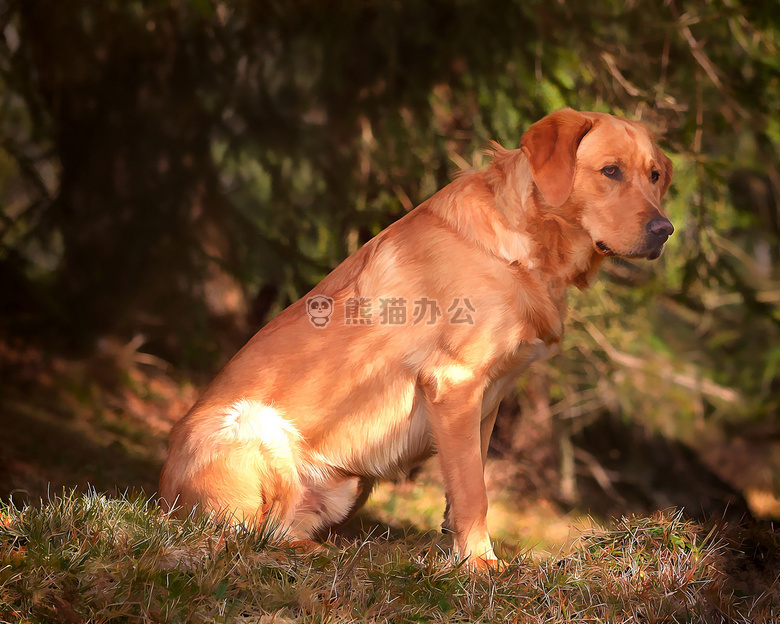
452;544;507;574
467;555;507;574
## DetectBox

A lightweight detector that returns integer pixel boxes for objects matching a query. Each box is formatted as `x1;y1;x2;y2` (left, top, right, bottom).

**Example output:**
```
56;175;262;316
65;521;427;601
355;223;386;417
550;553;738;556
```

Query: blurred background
1;0;778;551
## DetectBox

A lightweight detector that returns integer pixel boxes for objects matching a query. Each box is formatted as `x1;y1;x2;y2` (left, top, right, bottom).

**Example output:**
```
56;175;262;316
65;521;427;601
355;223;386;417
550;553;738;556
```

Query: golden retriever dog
159;108;674;568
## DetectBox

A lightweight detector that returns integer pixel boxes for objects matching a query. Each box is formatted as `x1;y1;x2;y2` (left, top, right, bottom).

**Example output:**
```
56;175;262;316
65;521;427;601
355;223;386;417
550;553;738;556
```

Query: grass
2;491;776;623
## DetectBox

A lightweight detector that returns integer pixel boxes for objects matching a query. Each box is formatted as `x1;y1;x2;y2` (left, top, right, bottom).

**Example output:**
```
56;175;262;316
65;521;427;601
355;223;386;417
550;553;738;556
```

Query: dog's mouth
594;241;616;256
594;240;666;260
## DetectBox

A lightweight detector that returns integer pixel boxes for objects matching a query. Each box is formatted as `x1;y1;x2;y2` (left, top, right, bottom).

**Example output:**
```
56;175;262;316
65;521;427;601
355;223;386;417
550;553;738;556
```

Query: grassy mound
2;491;776;622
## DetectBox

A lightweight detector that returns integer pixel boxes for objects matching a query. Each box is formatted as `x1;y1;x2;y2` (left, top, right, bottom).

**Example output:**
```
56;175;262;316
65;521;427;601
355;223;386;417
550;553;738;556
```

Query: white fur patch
220;399;300;457
425;363;478;404
432;363;475;386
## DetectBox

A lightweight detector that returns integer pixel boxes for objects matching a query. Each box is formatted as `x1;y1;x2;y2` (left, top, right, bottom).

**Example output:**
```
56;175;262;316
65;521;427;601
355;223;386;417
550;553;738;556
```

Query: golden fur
159;108;674;568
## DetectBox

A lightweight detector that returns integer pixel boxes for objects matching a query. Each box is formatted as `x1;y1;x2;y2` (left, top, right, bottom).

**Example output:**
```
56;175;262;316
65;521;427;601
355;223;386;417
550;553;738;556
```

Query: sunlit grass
1;491;771;623
364;463;599;558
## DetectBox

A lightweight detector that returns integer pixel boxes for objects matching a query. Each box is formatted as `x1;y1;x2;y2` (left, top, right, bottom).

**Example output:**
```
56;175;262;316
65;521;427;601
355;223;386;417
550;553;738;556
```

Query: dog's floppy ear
520;108;593;207
658;150;674;198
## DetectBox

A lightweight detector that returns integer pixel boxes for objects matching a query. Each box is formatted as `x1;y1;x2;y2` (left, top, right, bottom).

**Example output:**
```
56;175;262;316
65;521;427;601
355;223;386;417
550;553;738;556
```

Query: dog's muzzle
594;217;674;260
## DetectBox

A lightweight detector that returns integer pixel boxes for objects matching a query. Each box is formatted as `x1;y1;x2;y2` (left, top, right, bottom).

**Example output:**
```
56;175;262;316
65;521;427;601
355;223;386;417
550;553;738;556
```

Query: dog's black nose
647;218;674;239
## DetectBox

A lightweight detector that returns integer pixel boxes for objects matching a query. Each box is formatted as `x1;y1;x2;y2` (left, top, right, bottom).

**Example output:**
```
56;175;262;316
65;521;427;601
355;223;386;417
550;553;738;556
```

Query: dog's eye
601;165;622;181
651;170;660;184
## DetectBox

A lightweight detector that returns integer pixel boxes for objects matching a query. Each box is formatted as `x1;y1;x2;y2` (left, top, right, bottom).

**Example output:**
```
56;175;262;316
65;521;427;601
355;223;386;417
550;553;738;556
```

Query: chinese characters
308;296;476;328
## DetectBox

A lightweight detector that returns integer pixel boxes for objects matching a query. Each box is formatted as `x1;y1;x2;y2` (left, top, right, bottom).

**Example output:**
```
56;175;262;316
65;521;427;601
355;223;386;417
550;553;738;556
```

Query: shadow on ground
571;412;753;524
0;400;162;507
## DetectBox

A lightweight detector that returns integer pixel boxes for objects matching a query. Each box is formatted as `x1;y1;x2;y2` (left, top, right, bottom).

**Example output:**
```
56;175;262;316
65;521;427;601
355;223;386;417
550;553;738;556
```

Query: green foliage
0;1;779;475
1;492;774;622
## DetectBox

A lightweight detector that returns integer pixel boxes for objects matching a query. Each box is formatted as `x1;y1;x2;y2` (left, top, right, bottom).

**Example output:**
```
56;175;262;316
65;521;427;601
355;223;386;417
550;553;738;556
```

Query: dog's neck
431;148;604;290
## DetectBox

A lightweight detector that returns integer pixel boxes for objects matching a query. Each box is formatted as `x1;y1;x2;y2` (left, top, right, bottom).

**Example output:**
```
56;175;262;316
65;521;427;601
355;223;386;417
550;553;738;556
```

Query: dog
159;108;674;568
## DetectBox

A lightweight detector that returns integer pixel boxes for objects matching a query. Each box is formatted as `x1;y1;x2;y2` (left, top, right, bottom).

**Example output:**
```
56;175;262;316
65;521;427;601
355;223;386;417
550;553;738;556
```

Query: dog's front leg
441;403;499;536
426;383;497;566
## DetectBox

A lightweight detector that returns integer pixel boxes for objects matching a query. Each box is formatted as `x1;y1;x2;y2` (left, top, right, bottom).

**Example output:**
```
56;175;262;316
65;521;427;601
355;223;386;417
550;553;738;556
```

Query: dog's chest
482;338;553;415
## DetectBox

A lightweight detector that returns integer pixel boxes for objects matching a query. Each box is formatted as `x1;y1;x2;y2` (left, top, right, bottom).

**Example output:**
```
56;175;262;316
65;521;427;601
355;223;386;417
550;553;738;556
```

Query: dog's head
521;108;674;260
